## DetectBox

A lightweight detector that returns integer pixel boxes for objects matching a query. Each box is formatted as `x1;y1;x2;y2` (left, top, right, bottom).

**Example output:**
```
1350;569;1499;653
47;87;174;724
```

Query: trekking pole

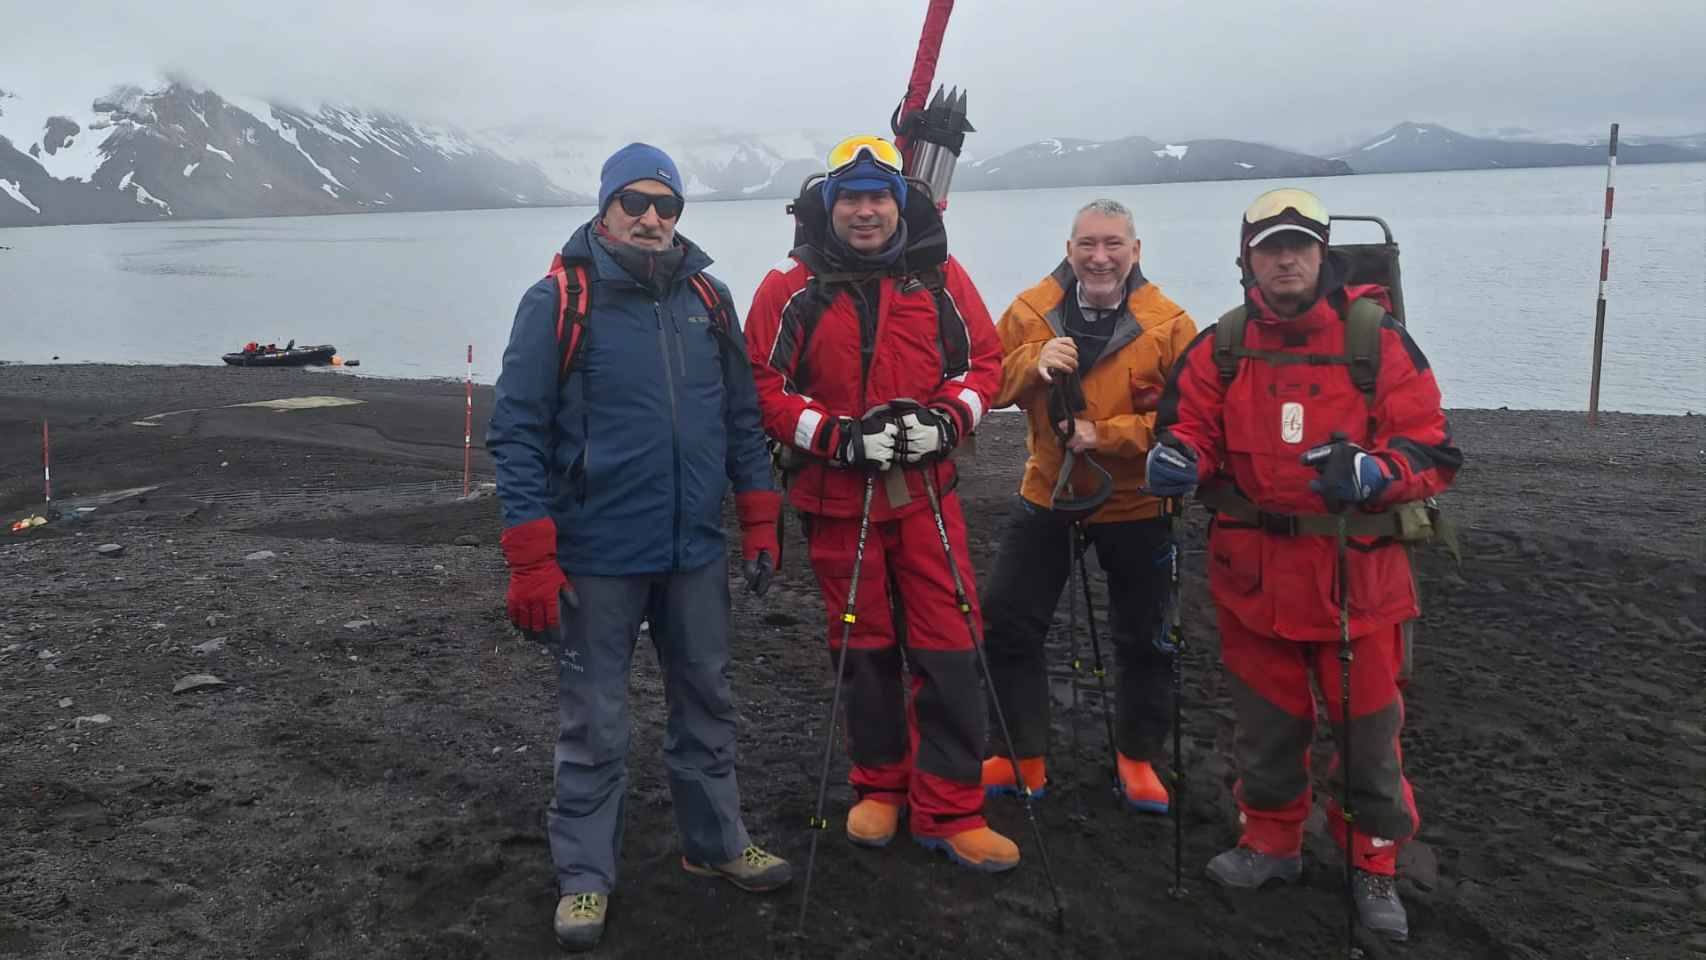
1161;497;1187;899
1073;523;1119;804
796;473;877;936
1064;521;1086;800
920;467;1067;932
1336;509;1361;959
463;344;473;498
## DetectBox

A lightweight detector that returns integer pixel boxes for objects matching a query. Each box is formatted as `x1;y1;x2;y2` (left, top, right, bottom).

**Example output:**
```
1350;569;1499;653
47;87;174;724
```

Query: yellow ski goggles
1241;188;1329;247
826;135;905;176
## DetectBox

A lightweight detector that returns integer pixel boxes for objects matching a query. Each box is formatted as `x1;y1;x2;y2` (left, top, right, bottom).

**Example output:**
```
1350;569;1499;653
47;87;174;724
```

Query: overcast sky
5;0;1702;152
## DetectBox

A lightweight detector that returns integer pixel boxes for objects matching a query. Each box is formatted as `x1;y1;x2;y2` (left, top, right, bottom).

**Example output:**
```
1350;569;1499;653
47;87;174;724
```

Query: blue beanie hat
822;155;907;211
599;142;683;214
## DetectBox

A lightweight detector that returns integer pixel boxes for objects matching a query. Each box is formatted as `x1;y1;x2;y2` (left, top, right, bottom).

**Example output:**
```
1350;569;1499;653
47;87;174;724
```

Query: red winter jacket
1157;281;1461;641
746;253;1002;520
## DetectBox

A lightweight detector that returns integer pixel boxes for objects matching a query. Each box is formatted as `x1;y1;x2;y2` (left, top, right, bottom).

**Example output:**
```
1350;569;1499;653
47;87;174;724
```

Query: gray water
3;163;1702;414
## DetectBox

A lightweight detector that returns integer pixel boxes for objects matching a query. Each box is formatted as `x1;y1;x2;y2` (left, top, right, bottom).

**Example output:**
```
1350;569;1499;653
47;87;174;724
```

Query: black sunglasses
613;190;684;220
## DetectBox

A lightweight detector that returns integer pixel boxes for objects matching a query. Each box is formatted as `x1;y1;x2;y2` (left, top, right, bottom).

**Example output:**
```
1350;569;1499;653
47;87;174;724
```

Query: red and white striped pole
1587;122;1618;426
42;420;51;502
463;344;473;497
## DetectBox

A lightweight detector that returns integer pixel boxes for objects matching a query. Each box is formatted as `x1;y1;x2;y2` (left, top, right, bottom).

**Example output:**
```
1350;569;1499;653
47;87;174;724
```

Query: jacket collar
562;219;714;289
1044;260;1149;363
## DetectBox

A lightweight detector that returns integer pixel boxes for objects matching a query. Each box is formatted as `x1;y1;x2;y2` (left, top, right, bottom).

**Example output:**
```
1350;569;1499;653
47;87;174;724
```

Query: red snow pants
804;493;986;839
1219;611;1420;875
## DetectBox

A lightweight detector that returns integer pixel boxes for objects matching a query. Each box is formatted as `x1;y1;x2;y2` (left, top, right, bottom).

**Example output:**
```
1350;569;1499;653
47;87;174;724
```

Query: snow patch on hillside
0;178;41;213
0;85;119;182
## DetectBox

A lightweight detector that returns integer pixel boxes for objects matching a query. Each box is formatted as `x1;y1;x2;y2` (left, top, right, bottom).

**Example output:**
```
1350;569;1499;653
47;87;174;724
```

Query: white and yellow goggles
826;134;905;176
1241;188;1329;248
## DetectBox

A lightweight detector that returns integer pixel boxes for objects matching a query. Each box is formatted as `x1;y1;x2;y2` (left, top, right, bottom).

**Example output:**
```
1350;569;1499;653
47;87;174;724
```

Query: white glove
898;409;957;463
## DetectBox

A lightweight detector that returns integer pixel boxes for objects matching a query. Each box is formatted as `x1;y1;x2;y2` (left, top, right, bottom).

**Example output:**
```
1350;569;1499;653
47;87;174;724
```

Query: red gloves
734;490;782;596
500;517;577;632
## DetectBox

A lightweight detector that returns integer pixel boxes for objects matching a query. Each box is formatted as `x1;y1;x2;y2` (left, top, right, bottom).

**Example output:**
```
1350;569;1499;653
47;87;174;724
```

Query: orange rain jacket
995;262;1197;523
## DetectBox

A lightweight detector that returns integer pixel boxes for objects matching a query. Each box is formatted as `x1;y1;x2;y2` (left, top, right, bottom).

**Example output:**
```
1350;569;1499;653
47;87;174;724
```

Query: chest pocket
674;310;727;395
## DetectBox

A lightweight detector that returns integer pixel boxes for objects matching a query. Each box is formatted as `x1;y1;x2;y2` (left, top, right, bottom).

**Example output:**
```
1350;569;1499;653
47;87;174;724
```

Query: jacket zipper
656;301;683;570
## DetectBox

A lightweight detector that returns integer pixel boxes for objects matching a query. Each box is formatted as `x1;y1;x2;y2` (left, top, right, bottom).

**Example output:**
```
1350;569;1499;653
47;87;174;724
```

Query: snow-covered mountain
477;125;836;202
0;80;582;227
957;136;1351;190
5;80;1704;229
1336;122;1706;174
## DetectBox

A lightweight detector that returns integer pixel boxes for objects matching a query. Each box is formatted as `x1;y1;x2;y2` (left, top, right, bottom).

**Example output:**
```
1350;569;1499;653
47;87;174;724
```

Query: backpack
545;252;736;384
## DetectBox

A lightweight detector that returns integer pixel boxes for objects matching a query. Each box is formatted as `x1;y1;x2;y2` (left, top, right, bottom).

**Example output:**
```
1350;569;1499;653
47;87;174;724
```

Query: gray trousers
547;555;750;896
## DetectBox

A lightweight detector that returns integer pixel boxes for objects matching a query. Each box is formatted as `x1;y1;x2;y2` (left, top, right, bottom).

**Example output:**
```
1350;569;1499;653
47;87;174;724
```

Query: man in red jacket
1148;188;1461;941
746;135;1017;871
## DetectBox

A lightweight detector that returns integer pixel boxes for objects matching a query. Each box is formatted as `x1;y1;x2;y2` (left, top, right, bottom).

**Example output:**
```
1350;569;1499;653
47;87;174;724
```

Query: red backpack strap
547;252;591;384
687;273;733;336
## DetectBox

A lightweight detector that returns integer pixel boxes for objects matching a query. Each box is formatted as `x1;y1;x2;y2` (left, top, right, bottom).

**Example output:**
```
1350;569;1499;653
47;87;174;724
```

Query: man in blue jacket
488;142;791;952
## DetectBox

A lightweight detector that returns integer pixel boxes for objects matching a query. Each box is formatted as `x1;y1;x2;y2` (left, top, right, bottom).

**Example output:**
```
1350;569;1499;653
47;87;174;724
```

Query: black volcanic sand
2;364;1702;960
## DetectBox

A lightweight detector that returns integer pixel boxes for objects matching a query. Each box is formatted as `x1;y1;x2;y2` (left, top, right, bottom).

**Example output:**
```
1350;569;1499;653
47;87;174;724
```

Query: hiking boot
1205;845;1303;889
981;755;1048;799
1353;869;1410;942
846;797;904;848
553;892;607;952
681;844;793;892
915;826;1021;873
1116;753;1169;815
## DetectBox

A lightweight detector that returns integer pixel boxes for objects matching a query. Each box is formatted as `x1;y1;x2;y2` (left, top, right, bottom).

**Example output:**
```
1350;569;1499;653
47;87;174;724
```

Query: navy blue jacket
487;221;775;576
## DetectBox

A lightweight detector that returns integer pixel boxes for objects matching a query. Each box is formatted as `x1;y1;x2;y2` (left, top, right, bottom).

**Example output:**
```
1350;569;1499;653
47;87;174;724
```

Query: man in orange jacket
980;198;1197;812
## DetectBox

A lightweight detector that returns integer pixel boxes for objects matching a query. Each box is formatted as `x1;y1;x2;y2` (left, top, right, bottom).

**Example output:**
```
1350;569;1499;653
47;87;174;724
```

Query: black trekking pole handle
796;473;877;937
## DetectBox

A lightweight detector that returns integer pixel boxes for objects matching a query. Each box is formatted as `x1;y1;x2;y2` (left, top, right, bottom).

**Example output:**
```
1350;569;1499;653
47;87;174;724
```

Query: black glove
831;414;899;470
1300;434;1392;511
743;550;774;596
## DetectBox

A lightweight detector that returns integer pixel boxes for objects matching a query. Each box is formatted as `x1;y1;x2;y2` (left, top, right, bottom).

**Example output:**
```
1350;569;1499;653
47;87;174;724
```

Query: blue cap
599;142;683;214
822;156;906;211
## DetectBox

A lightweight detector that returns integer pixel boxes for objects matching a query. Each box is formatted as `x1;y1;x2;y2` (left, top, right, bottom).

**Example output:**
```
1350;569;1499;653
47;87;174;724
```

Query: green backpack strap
1211;305;1249;388
1343;297;1386;408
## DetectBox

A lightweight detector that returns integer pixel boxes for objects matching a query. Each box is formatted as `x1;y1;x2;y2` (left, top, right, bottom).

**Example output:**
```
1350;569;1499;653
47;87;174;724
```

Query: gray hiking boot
553;892;607;952
1205;845;1303;889
681;844;794;892
1353;869;1409;942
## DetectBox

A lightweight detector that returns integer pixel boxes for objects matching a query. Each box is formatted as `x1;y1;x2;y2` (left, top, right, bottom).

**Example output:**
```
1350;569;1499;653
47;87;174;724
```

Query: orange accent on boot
938;827;1020;872
980;756;1047;795
1117;754;1170;814
845;797;904;848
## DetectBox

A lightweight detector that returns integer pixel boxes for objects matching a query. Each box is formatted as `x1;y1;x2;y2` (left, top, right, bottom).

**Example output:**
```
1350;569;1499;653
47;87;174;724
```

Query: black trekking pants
981;496;1173;762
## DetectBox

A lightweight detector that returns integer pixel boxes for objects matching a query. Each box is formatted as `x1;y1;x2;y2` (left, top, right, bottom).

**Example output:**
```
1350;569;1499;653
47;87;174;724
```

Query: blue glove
1300;437;1391;511
1143;438;1199;497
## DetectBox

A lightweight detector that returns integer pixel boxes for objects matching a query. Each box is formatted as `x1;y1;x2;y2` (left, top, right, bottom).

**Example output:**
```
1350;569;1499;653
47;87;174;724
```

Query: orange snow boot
1117;753;1170;814
845;797;904;848
981;755;1048;799
916;826;1020;873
